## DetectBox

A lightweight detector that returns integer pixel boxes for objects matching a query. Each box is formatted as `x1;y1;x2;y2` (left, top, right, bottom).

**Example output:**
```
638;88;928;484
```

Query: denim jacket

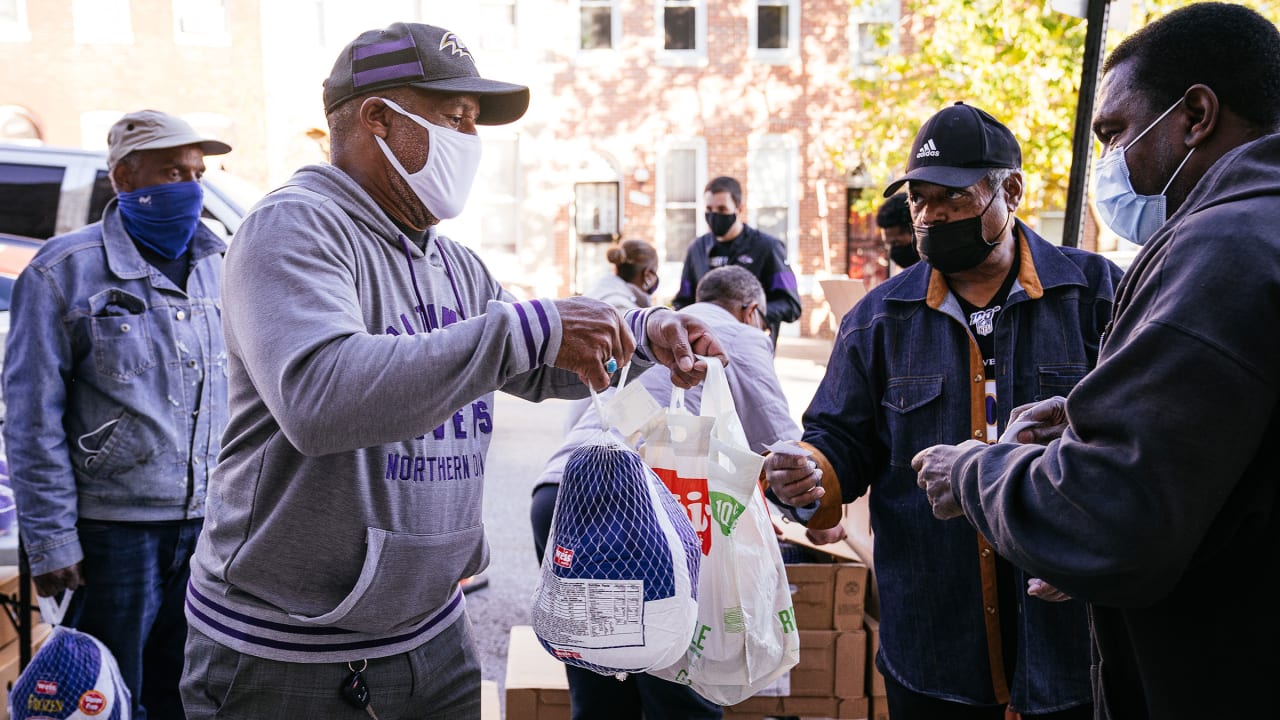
801;222;1122;712
1;202;227;575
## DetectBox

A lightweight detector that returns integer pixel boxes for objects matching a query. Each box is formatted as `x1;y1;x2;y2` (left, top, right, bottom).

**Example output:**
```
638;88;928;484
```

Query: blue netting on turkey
532;433;700;676
9;627;131;720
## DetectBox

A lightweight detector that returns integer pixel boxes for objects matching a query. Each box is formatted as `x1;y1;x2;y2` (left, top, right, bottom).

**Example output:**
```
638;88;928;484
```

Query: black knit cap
883;102;1021;197
323;22;530;125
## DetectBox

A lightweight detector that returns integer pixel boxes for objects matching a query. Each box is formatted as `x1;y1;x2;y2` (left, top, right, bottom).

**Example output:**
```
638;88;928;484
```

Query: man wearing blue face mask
913;4;1280;718
763;102;1124;720
2;109;231;719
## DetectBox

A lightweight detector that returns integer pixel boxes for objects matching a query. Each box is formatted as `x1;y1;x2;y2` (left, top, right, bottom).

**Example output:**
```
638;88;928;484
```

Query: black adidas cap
323;22;530;125
883;102;1021;197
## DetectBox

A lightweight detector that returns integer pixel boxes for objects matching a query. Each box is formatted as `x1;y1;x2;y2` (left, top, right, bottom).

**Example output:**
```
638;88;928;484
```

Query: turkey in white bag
648;358;800;705
531;419;700;676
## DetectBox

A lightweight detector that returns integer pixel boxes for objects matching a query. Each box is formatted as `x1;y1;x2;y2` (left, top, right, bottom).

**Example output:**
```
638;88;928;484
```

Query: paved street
465;336;834;716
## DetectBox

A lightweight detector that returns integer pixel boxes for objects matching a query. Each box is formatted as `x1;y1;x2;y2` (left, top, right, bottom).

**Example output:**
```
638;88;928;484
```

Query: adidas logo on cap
916;138;940;159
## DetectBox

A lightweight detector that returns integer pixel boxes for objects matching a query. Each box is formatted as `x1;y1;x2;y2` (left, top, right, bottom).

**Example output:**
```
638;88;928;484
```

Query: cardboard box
775;514;869;632
784;562;869;632
869;693;889;720
865;616;885;697
504;625;570;720
480;679;499;720
838;695;871;719
760;629;866;699
780;694;839;716
0;566;38;651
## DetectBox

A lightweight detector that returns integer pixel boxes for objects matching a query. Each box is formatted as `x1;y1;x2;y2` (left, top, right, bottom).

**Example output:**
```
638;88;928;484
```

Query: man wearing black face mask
876;191;918;272
761;103;1124;720
673;176;801;346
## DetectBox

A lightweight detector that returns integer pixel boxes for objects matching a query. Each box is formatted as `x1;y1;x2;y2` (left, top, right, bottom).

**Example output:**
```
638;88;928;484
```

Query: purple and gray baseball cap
323;22;530;125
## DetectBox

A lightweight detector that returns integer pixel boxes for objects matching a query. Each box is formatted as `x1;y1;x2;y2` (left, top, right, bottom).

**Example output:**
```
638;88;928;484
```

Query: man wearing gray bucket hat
763;102;1122;719
3;109;231;719
180;22;725;720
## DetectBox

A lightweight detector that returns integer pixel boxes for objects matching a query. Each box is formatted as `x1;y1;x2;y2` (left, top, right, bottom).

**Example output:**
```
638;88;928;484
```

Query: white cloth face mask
373;97;482;220
1092;96;1194;246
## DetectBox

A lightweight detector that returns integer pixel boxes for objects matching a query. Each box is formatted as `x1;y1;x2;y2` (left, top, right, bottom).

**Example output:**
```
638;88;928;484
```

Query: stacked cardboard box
504;625;571;720
865;615;887;720
722;546;871;720
0;566;53;720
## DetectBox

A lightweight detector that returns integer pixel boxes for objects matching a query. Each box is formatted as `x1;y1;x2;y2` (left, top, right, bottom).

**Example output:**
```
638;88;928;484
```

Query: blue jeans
66;518;202;720
530;483;722;720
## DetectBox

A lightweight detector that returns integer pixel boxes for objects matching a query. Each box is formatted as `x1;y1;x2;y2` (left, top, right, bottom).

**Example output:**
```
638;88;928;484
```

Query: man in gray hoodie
180;22;724;720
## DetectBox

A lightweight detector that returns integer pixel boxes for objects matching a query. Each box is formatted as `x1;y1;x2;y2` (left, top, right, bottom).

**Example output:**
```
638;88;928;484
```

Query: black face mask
914;191;1005;274
705;211;737;238
888;242;920;268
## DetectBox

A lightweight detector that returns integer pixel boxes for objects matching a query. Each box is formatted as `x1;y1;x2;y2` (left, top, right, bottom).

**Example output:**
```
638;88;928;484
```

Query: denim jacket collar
102;199;227;282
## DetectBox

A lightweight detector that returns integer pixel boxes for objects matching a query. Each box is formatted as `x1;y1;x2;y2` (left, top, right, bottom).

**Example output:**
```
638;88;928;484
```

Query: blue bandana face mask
116;181;205;259
1093;97;1195;246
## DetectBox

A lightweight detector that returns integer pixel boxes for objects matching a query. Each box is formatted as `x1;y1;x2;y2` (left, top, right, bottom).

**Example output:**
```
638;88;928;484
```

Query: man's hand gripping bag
531;380;701;676
8;593;131;720
647;359;800;705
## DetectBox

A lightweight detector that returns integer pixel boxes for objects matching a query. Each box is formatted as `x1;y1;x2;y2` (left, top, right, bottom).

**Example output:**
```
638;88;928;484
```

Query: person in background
531;266;797;720
763;103;1124;719
178;22;723;720
913;5;1280;718
587;238;659;312
3;109;232;719
673;176;802;346
877;191;918;272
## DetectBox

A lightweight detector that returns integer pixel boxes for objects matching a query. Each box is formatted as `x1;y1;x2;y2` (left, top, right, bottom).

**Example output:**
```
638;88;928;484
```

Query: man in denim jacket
2;109;231;719
765;104;1123;719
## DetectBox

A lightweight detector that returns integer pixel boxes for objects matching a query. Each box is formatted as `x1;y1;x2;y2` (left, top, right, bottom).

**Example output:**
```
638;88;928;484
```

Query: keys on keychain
340;659;379;719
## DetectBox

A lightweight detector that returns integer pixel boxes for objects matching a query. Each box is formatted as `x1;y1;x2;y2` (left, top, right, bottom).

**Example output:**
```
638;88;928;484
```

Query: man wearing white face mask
179;22;727;720
913;4;1280;718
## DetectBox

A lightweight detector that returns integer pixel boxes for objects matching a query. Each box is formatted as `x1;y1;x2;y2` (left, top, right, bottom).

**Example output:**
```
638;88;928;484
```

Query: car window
88;169;116;225
0;276;13;311
0;162;64;239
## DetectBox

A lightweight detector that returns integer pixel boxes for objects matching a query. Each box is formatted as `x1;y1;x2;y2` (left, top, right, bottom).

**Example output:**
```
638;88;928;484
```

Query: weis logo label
553;545;574;568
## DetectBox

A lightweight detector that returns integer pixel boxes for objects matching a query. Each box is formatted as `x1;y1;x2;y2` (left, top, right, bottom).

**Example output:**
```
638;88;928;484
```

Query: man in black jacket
673;176;801;344
913;4;1280;718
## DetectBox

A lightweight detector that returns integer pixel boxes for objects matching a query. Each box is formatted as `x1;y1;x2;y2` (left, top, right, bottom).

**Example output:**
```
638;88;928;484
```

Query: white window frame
749;0;799;65
849;0;900;73
577;0;619;54
748;133;799;261
72;0;134;45
173;0;231;47
655;0;706;67
0;0;30;42
655;137;706;274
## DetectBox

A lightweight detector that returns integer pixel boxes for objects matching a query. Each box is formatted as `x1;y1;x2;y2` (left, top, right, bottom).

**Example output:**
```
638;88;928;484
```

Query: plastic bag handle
38;590;73;626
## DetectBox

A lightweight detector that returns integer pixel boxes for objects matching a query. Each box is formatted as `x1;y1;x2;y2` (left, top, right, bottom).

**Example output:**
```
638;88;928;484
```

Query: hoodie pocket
288;524;489;633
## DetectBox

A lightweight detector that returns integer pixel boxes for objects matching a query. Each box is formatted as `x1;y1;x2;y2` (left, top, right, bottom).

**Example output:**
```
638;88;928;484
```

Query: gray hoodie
187;164;658;662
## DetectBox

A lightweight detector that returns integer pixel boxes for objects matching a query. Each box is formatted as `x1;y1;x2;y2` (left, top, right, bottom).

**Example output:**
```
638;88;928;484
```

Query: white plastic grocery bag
531;405;701;676
8;592;132;720
647;359;801;705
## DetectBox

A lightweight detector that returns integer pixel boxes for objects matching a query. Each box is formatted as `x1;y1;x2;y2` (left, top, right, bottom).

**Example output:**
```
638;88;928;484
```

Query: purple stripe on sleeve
352;36;417;60
531;300;552;365
771;270;798;292
513;303;539;368
353;60;425;88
